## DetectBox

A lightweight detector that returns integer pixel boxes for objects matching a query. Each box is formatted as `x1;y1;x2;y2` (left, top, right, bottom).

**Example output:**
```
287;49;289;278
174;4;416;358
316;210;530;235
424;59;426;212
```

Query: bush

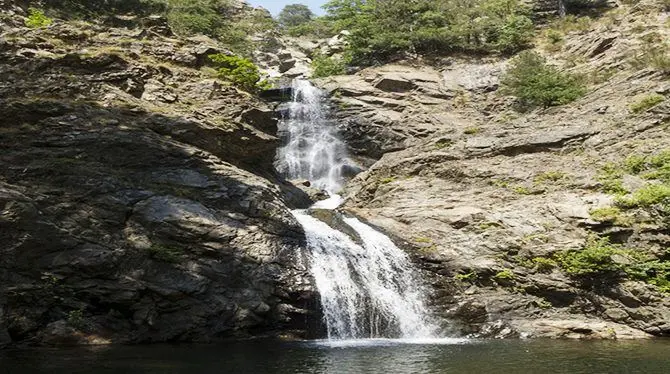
25;8;53;28
209;54;268;92
311;54;348;78
501;51;586;109
557;236;631;276
629;94;665;113
323;0;535;65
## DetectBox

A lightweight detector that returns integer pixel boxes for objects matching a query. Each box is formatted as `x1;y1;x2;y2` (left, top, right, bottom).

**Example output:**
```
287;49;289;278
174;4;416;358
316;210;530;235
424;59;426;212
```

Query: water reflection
1;339;669;374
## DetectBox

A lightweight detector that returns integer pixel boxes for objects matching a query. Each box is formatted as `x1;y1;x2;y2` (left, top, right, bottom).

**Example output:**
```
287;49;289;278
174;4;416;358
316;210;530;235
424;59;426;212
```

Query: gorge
0;0;669;366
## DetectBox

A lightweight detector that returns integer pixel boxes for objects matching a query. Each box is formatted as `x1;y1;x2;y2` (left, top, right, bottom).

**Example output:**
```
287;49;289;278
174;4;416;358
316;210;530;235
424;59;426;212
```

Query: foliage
209;54;268;92
287;18;336;38
598;163;627;195
532;257;558;273
557;237;670;292
631;34;670;74
493;269;515;280
454;271;478;281
464;127;480;135
67;310;86;329
617;184;670;209
624;150;670;182
25;8;53;28
147;244;183;263
161;0;275;55
311;53;348;78
322;0;535;65
556;236;632;276
534;170;567;183
629;94;665;113
501;51;586;109
589;206;634;226
278;4;314;28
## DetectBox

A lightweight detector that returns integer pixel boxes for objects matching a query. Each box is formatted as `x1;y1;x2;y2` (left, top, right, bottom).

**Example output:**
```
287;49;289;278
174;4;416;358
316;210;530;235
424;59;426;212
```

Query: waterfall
274;79;350;195
275;79;437;340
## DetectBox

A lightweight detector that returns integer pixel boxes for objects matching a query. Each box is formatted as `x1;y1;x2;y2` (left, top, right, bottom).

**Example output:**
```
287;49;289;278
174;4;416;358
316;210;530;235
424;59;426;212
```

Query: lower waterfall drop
276;79;438;340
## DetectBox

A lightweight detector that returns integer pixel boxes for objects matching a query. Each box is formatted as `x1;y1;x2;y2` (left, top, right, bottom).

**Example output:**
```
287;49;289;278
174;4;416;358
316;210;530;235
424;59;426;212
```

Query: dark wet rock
260;87;294;102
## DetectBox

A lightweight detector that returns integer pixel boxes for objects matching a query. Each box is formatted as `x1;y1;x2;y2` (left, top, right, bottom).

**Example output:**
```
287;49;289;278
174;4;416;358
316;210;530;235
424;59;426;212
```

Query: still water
1;338;669;374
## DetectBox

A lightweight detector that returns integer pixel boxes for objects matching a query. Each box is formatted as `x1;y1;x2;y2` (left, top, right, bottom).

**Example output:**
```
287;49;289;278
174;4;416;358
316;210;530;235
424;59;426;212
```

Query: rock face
318;6;670;339
0;9;319;347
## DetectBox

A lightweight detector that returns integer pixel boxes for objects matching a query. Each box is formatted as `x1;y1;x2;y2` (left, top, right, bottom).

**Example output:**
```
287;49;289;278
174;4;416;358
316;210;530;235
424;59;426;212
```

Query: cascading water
275;79;349;195
276;79;437;341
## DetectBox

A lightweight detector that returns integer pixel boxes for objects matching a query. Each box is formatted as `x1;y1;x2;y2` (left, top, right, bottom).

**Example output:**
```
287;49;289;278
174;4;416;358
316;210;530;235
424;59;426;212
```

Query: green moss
534;170;567;184
379;176;397;184
617;184;670;209
147;244;183;263
590;206;634;227
598;163;628;195
494;269;515;280
414;237;432;243
512;185;532;195
434;139;452;150
630;94;665;113
532;257;558;272
454;271;477;282
463;127;480;135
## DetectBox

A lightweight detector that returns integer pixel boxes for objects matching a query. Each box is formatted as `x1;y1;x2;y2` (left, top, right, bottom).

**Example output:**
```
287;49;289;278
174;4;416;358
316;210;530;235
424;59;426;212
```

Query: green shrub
311;54;348;78
617;184;670;209
501;51;586;109
556;236;631;276
558;237;670;292
629;94;665;113
209;54;268;92
67;310;86;329
25;8;53;28
533;257;558;272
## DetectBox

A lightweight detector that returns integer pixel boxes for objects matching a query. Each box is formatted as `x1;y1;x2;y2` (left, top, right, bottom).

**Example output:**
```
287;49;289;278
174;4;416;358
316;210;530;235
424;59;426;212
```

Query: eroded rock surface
319;7;670;339
0;7;319;347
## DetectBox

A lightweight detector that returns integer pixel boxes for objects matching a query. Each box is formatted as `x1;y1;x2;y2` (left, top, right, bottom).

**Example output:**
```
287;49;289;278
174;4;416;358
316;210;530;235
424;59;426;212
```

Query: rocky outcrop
0;9;320;347
320;6;670;339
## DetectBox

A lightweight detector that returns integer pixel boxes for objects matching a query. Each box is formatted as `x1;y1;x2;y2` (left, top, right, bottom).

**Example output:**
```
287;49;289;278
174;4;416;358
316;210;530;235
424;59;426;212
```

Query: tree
278;4;314;28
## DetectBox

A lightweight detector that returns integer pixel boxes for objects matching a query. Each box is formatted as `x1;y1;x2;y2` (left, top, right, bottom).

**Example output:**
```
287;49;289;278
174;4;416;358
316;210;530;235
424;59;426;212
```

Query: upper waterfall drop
274;79;439;342
275;79;351;195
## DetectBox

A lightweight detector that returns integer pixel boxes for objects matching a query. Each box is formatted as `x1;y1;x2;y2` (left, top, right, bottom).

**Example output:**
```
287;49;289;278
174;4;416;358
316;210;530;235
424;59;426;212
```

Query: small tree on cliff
278;4;314;28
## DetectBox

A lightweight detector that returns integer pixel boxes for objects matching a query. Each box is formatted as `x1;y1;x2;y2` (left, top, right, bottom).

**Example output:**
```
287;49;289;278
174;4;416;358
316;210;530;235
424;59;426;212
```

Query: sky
246;0;328;16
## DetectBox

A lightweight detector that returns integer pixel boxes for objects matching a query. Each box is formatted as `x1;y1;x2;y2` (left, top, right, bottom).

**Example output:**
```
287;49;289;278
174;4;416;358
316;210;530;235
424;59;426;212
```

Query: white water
275;80;438;341
293;212;437;340
275;79;350;194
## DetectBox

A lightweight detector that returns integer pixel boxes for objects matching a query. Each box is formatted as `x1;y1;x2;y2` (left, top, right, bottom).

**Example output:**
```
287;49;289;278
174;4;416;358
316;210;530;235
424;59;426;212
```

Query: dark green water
1;338;669;374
